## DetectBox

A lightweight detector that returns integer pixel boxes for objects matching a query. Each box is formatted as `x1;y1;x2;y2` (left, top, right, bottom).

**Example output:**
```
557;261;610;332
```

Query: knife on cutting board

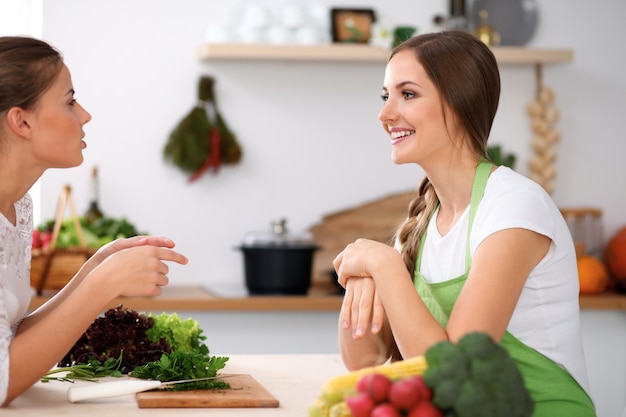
67;374;240;403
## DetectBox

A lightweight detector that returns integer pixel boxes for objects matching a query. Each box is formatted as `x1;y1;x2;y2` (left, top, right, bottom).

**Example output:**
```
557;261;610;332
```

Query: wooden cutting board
135;374;279;408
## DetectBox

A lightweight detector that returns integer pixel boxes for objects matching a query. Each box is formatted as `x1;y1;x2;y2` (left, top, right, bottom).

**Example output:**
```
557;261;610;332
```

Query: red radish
371;402;401;417
346;392;375;417
356;373;392;403
40;231;52;249
388;377;422;410
32;230;41;249
355;374;369;393
408;375;433;402
407;401;444;417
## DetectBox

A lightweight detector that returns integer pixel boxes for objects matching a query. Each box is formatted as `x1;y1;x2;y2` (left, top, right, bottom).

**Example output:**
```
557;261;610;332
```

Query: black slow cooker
237;219;319;295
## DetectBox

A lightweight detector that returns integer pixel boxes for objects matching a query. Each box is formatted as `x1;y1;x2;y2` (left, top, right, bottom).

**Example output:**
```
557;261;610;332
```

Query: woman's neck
426;157;480;236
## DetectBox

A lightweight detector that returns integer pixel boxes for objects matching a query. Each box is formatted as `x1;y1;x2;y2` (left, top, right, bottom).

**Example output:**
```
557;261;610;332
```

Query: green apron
413;161;595;416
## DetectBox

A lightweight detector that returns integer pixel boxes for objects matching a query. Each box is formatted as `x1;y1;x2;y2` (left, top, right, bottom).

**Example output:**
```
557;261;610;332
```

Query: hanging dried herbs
163;76;242;182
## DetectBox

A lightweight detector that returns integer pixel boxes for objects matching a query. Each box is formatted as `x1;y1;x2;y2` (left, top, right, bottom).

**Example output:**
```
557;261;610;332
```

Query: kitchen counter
22;288;626;416
28;285;626;312
5;354;347;416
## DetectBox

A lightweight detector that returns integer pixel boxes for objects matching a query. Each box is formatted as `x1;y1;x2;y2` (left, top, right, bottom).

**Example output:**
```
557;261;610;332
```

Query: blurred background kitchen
2;0;624;292
2;1;626;415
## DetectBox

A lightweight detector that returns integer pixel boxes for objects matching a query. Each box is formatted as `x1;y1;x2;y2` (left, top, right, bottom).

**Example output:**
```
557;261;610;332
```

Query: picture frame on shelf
330;8;376;43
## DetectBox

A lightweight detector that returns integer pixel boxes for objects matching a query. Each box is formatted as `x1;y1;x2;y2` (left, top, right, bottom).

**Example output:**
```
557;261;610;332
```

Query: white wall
37;0;626;290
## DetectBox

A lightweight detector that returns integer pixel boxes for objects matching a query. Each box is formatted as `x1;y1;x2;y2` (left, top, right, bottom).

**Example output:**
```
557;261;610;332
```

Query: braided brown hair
391;31;501;277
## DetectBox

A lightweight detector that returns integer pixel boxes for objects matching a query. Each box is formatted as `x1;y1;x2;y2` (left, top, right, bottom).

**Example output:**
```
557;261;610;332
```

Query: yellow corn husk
319;355;428;405
308;398;332;417
329;401;352;417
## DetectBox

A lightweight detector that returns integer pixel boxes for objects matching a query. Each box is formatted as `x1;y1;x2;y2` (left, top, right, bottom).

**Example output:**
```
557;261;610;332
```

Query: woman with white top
334;31;595;415
0;36;188;406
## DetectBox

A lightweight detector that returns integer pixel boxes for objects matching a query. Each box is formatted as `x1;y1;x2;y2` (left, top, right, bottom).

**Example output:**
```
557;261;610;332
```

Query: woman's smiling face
378;49;456;168
28;64;91;169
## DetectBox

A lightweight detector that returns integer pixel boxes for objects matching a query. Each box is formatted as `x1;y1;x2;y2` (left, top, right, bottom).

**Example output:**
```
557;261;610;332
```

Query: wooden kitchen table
5;354;348;416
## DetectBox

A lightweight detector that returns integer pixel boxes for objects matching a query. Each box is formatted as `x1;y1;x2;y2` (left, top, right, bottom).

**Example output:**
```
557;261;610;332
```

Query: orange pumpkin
604;227;626;280
577;256;609;294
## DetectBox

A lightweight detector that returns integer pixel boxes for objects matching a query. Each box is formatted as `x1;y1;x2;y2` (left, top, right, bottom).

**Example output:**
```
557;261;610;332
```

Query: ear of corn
308;399;331;417
318;355;428;405
329;401;351;417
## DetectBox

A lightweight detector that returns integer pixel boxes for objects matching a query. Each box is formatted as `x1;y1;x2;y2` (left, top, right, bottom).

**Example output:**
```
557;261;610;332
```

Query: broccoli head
454;380;496;417
424;340;470;409
423;332;534;417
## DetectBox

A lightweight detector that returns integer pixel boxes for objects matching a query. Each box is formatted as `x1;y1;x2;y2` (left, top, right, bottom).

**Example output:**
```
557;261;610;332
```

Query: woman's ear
5;107;33;139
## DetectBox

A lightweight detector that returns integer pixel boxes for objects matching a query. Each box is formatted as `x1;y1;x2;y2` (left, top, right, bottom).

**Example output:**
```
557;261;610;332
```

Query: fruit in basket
605;227;626;280
577;255;609;294
31;229;41;249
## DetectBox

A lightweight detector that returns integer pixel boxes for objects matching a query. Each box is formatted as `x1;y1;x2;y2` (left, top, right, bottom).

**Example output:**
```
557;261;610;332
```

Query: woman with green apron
333;31;595;415
413;161;594;415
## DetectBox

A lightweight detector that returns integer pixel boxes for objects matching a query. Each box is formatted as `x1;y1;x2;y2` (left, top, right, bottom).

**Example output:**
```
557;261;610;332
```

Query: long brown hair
0;36;63;116
392;31;501;277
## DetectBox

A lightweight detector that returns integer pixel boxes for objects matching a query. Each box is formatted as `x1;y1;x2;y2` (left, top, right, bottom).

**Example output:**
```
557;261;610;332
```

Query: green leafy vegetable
146;312;204;353
57;305;169;371
129;351;230;391
46;306;229;391
42;353;125;383
37;216;144;249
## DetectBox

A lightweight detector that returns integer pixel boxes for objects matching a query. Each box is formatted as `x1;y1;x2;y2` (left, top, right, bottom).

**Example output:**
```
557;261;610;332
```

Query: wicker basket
30;185;96;295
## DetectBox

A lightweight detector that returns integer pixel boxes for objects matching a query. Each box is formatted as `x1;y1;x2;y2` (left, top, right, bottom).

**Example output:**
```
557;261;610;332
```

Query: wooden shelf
198;43;573;65
29;285;625;313
28;285;344;312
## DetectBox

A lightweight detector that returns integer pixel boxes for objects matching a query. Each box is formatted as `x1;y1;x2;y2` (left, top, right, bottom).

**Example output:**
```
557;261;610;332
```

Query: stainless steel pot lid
242;218;315;247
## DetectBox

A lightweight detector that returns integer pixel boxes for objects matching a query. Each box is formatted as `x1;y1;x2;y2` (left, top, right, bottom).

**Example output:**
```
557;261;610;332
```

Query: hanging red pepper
188;127;222;182
163;76;242;183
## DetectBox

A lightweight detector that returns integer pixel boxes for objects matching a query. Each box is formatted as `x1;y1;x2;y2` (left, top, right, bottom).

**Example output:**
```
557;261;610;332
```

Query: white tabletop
5;354;347;416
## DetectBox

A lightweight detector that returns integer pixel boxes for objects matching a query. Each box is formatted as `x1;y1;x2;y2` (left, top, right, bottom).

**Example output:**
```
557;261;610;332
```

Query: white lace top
0;194;33;404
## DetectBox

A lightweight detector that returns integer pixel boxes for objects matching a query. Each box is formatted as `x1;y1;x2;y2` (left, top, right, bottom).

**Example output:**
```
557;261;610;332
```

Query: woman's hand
333;238;399;287
90;242;188;298
334;239;398;338
340;277;386;339
92;235;177;263
84;236;188;298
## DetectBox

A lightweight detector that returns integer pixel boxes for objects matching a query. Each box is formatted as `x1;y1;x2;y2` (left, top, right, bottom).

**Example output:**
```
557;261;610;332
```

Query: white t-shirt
419;166;592;398
0;194;34;404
